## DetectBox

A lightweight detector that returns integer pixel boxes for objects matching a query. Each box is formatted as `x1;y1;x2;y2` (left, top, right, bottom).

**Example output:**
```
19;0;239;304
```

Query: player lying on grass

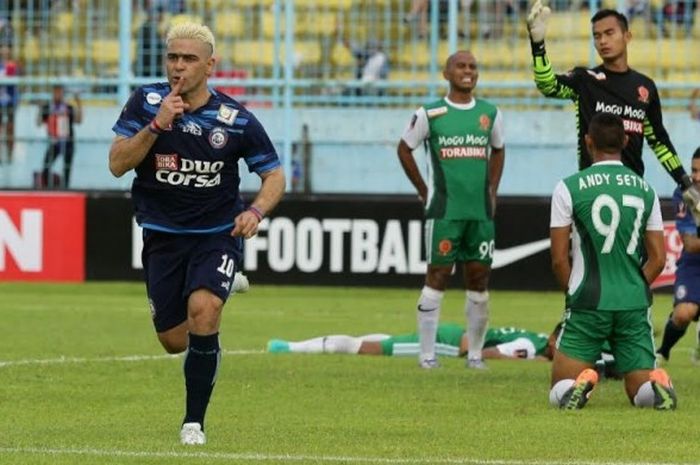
268;323;559;361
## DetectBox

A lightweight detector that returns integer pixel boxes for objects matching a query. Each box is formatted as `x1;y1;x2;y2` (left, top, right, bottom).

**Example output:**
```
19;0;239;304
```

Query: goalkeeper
526;2;700;214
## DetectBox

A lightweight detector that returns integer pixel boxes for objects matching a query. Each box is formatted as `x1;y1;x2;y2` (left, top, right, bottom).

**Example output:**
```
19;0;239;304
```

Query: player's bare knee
158;334;187;354
463;262;490;290
672;304;697;327
188;303;222;335
426;268;451;289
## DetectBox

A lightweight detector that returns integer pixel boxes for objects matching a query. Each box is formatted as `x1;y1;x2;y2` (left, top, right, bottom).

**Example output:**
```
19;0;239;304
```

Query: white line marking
0;446;695;465
1;347;697;370
0;349;264;368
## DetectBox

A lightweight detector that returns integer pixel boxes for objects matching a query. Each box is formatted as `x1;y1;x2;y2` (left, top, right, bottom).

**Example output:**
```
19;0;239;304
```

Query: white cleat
419;358;440;369
232;271;250;293
180;422;206;445
467;358;488;370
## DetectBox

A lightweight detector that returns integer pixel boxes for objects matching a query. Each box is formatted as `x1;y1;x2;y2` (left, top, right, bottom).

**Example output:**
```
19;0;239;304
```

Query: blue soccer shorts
141;230;243;333
673;262;700;313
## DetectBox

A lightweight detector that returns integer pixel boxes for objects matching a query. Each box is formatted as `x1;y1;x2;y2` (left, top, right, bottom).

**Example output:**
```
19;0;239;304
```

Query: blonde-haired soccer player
109;22;285;444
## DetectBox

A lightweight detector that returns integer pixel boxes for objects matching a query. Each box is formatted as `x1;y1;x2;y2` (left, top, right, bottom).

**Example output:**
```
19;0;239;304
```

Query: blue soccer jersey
112;83;281;233
673;187;700;268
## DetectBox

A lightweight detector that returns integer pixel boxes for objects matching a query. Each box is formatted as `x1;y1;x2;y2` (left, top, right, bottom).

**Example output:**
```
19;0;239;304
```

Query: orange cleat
560;368;598;410
649;368;677;410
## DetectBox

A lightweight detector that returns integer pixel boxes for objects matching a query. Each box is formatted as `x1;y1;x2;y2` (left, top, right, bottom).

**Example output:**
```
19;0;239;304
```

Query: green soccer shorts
557;308;655;374
425;218;494;266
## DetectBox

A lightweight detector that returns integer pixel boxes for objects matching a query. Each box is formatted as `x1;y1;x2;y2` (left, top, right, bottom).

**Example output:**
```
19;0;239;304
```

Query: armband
248;205;264;221
148;119;164;135
530;40;546;57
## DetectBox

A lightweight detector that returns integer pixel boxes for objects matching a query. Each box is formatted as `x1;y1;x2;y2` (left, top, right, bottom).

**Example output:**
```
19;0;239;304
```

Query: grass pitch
0;282;698;465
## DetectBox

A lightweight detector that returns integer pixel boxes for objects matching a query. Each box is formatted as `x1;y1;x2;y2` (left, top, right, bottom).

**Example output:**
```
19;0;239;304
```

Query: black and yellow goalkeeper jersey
532;47;687;186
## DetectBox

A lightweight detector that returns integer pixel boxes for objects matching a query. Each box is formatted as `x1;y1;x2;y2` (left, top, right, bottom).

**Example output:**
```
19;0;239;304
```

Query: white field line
1;347;696;369
0;446;696;465
0;349;264;368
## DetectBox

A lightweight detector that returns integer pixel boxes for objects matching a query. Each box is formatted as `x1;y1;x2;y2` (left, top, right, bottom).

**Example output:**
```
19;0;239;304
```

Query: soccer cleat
559;368;598;410
267;339;291;353
232;272;250;293
649;368;677;411
419;358;440;369
180;422;206;445
466;358;488;370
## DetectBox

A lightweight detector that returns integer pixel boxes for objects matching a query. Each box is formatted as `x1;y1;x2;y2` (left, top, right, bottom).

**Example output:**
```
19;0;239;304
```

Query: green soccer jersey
421;98;500;220
483;326;549;356
551;161;662;311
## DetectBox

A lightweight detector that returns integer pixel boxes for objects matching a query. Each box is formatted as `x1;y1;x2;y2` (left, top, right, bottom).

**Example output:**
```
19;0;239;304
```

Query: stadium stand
0;1;697;188
0;1;695;104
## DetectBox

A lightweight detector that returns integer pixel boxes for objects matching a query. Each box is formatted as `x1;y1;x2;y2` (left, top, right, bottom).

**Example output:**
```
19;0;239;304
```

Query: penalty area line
0;446;695;465
0;349;264;368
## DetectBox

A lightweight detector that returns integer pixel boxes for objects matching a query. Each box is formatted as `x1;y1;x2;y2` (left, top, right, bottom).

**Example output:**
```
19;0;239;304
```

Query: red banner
0;192;85;281
652;221;682;289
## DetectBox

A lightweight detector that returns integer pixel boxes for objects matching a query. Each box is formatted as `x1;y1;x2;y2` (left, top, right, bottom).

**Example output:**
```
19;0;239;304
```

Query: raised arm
527;0;579;100
644;85;689;189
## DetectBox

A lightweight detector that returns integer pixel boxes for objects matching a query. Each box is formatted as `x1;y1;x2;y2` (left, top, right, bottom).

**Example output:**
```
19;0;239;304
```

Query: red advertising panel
652;221;682;290
0;191;85;281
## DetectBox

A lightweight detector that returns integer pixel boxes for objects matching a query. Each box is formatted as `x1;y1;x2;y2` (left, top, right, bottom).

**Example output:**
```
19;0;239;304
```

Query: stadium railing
0;0;697;191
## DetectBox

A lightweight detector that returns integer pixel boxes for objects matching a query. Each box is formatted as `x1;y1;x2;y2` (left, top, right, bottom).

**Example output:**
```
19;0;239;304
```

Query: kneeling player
548;113;677;410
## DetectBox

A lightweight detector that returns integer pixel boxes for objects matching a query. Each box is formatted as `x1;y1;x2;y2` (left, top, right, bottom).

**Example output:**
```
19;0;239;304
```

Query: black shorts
142;229;243;333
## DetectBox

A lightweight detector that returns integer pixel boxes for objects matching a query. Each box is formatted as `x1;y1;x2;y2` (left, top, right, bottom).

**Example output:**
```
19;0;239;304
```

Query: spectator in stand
343;39;389;97
690;88;700;121
37;85;82;189
137;5;166;78
404;0;469;39
151;0;186;14
652;0;697;36
0;44;18;164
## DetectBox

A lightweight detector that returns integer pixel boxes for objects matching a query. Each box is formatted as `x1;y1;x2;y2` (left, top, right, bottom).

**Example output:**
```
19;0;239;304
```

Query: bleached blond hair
166;22;215;56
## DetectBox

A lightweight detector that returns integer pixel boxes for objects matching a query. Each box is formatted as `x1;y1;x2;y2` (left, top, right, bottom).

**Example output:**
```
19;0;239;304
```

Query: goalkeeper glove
681;181;700;227
526;0;551;44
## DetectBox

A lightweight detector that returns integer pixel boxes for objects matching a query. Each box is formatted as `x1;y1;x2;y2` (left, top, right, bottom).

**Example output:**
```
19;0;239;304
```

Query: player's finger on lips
170;77;185;95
